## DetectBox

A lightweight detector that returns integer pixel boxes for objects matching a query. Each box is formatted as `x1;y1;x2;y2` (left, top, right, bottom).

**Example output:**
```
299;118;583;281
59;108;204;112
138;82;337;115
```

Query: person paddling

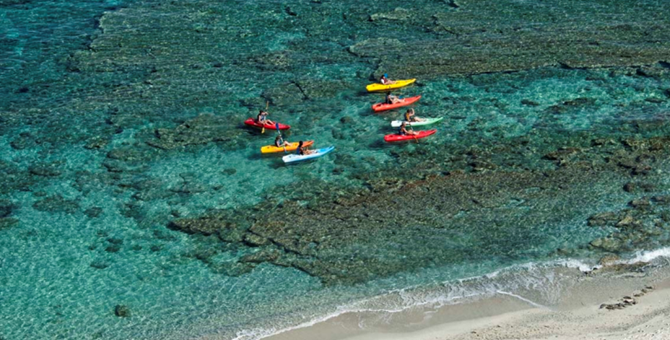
256;110;274;126
380;73;396;85
274;135;290;148
386;92;402;104
404;108;425;122
399;122;418;136
297;141;316;155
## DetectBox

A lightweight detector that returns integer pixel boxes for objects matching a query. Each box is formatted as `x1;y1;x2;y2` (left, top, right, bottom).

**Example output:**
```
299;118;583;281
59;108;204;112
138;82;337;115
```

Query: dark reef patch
168;134;670;284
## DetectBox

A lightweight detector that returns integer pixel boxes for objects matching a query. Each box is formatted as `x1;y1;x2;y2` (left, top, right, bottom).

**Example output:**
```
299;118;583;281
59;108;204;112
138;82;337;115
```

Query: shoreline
265;261;670;340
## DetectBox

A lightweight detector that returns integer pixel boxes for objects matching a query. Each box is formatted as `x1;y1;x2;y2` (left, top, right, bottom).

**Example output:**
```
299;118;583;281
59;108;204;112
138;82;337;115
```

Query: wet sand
267;264;670;340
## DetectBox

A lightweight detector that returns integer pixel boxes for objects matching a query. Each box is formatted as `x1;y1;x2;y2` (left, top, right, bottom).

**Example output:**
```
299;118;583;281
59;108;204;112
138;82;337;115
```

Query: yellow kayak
366;79;416;92
261;140;314;154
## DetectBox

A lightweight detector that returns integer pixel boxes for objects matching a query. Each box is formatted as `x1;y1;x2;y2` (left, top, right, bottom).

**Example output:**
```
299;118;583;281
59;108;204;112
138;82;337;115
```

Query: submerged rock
32;195;79;214
629;198;651;209
0;199;15;218
0;218;19;230
105;244;121;253
347;38;403;58
521;99;540;106
114;305;131;317
84;136;109;150
623;182;657;193
587;212;620;227
169;158;670;284
243;233;270;247
239;248;281;263
209;261;255;276
597;261;649;273
168;217;224;236
615;214;635;228
10;132;38;150
598;254;620;266
0;160;34;194
652;196;670;205
370;8;411;22
145;114;239;150
90;259;110;269
222;168;236;176
84;207;103;218
590;237;623;252
28;162;63;177
260;83;305;107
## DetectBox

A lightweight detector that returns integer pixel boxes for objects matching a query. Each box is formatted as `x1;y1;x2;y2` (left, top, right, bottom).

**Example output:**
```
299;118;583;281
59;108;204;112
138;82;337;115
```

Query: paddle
261;101;269;134
276;123;287;153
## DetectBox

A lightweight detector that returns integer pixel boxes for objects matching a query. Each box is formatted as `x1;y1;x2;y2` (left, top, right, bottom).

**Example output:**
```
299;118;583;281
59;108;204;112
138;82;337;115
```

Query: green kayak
390;117;443;127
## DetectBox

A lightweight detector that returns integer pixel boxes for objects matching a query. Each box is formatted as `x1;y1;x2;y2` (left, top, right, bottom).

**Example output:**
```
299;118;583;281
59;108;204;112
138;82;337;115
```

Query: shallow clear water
2;0;670;339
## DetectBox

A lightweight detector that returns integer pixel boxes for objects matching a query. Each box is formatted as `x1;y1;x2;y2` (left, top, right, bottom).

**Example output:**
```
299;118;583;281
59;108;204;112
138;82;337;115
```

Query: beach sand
267;265;670;340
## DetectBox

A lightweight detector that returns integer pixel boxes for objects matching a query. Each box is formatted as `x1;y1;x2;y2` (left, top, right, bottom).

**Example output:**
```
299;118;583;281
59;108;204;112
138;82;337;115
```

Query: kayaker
274;135;290;147
380;73;396;85
256;110;274;125
404;108;425;122
297;141;316;155
386;92;402;104
399;122;418;136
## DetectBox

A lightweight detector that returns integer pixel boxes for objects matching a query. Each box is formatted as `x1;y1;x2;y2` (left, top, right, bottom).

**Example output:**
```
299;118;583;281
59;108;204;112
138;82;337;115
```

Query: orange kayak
372;95;421;112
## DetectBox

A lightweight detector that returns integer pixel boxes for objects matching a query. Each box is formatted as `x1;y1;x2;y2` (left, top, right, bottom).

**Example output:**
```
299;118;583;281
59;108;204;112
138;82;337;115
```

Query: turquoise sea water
3;1;670;339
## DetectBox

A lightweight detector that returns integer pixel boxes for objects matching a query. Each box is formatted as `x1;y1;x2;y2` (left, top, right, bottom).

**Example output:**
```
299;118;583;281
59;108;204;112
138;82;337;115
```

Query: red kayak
244;118;290;130
384;129;437;143
372;95;421;113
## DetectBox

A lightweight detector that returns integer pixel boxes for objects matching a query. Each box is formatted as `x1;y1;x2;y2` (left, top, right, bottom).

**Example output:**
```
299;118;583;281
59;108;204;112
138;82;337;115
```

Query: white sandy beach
344;286;670;340
267;265;670;340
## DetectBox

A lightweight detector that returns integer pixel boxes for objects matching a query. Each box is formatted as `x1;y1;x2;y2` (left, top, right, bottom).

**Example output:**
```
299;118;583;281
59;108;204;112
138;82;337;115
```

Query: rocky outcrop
587;193;670;253
166;156;665;284
599;286;653;310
